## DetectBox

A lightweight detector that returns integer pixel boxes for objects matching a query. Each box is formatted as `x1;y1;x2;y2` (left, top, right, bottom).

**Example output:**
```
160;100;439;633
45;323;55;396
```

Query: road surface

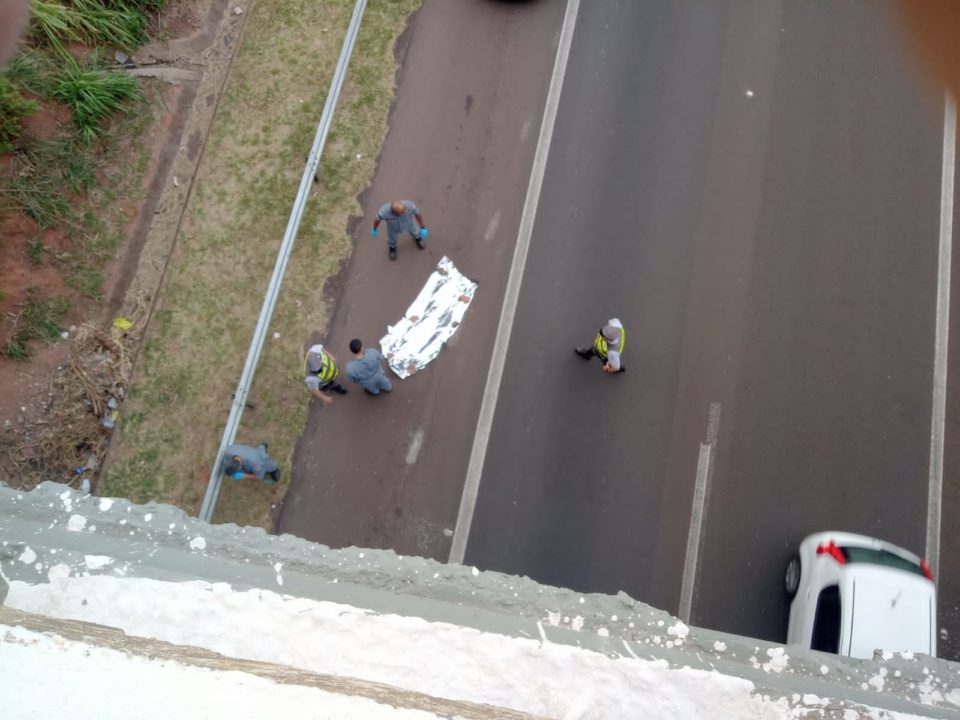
282;0;959;658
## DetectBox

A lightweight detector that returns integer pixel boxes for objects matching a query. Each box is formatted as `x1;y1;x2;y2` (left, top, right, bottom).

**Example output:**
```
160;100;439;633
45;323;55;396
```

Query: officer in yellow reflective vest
304;344;348;405
575;318;626;374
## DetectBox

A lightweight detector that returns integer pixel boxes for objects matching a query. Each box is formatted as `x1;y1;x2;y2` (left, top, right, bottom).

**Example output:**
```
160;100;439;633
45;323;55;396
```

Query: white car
785;531;937;659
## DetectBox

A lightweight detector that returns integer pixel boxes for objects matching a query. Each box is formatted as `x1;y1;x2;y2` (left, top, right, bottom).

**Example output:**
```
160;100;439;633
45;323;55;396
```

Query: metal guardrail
199;0;368;523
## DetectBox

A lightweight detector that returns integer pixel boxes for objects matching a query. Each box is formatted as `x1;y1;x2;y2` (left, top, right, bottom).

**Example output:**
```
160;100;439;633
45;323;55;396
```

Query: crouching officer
304;344;348;405
575;318;626;374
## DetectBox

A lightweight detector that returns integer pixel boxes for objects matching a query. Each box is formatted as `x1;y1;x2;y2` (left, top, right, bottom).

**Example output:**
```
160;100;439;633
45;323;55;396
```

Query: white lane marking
448;0;581;565
520;116;533;143
679;403;721;624
484;210;501;243
406;427;425;466
927;95;955;577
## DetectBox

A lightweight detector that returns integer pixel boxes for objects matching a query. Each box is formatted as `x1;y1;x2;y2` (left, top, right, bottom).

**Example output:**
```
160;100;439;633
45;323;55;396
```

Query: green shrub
8;137;95;227
29;0;148;53
0;75;39;149
6;50;58;96
102;0;167;13
1;288;70;359
52;56;141;141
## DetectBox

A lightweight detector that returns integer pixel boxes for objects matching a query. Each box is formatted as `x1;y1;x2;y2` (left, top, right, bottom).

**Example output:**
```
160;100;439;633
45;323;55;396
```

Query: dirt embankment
0;0;251;490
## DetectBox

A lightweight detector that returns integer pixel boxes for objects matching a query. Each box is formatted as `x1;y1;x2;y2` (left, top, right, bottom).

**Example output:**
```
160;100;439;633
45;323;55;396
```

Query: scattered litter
4;295;149;492
273;332;281;339
745;89;754;98
233;5;243;14
60;331;69;339
380;256;477;379
172;176;180;187
112;317;134;332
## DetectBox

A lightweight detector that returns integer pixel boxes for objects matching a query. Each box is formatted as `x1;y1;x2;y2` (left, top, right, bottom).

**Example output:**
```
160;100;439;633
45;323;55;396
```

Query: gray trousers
387;226;420;249
359;372;393;395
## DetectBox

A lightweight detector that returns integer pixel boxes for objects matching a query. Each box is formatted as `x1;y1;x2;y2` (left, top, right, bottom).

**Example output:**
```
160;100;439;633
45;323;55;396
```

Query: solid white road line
448;0;581;565
678;403;721;624
926;95;956;577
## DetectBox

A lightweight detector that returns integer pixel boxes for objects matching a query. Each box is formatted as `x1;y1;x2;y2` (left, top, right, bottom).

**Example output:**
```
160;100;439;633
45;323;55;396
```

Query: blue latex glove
420;227;428;238
232;471;245;481
371;227;378;237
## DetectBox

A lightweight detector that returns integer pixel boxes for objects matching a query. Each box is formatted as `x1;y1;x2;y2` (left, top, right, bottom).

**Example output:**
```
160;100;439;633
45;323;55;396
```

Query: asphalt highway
460;0;954;655
280;0;567;557
283;0;959;658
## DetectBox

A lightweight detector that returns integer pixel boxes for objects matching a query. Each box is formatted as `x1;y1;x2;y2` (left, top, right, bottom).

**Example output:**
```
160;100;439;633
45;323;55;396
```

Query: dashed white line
926;95;955;577
405;428;425;466
448;0;581;565
679;403;721;624
484;210;501;243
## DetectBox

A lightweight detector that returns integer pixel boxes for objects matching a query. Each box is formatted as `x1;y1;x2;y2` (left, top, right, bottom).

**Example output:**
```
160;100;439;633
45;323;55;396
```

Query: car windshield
840;546;924;577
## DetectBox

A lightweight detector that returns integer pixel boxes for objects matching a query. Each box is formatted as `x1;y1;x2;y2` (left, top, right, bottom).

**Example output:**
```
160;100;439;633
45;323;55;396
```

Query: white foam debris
98;498;114;512
545;611;561;627
868;673;885;691
713;641;727;653
144;514;153;522
666;622;689;641
570;616;584;631
597;628;609;638
47;564;70;582
188;537;207;551
18;547;37;564
66;515;87;532
762;648;789;674
471;567;479;577
84;556;114;571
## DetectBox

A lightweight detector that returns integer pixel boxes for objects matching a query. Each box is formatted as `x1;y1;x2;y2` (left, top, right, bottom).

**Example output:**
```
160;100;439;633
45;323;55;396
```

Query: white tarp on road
380;256;477;379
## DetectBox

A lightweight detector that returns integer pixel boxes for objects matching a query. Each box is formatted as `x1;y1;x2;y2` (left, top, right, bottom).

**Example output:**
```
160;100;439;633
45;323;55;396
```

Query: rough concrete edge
1;482;958;719
0;605;544;720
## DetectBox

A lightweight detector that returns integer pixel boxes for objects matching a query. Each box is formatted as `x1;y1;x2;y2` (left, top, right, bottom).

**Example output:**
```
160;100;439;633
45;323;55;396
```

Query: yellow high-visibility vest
304;349;338;384
593;327;625;360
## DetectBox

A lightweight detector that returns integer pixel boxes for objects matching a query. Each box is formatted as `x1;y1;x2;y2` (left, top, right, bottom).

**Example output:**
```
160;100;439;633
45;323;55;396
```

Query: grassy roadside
100;0;422;528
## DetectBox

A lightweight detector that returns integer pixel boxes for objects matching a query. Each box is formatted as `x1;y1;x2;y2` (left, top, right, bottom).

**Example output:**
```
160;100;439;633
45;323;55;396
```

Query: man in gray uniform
346;338;393;396
372;199;428;261
222;443;280;484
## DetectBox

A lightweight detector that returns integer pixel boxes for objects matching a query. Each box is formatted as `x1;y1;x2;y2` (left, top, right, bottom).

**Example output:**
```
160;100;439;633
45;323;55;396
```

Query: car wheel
784;556;801;599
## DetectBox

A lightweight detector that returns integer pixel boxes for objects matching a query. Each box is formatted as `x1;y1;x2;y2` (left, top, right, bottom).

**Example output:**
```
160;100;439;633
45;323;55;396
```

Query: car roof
841;566;935;658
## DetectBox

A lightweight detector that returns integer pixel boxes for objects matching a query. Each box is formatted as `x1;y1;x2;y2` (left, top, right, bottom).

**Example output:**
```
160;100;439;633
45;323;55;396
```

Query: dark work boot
574;347;593;359
333;384;348;395
415;235;424;249
389;246;397;261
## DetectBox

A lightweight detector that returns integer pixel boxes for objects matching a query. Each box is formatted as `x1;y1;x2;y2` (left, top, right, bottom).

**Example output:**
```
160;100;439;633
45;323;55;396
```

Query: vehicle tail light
920;560;934;582
816;541;846;564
